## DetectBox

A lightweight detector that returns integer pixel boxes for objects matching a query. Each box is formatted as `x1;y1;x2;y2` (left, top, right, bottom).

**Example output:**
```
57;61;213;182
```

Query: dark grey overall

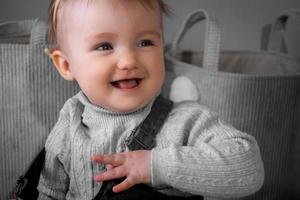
15;95;203;200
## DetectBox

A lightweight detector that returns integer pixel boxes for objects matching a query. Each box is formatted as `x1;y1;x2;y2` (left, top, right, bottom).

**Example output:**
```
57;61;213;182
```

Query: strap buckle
125;126;150;150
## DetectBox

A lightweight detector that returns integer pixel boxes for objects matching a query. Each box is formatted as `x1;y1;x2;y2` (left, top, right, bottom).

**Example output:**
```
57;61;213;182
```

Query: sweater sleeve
37;108;71;200
151;101;264;199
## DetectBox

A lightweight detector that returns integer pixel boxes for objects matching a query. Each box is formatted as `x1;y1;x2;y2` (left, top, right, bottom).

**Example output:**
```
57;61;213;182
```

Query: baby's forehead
55;0;162;47
60;0;161;12
50;0;167;46
57;0;162;28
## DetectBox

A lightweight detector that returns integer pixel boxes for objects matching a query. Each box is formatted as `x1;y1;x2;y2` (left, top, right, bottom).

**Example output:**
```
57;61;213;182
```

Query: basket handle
0;19;48;46
170;9;221;71
267;8;300;53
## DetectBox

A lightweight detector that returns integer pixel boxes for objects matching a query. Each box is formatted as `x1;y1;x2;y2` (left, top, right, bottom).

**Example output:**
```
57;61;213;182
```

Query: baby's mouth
111;79;142;89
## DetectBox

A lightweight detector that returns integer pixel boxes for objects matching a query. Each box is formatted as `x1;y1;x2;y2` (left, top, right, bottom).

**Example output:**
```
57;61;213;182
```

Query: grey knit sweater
37;92;264;200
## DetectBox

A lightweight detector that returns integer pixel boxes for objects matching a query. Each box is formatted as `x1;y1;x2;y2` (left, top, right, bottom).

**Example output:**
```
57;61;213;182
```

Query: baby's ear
50;49;75;81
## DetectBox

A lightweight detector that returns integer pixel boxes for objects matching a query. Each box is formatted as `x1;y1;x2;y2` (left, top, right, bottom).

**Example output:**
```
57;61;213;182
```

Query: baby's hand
92;150;151;193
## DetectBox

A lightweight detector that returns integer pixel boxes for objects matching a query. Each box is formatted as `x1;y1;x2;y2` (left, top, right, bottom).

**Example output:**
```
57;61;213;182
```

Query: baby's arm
37;111;70;200
151;101;264;198
92;101;264;198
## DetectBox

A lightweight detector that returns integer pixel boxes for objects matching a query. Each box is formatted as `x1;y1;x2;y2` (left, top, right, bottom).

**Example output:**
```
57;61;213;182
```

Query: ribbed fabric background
0;31;79;199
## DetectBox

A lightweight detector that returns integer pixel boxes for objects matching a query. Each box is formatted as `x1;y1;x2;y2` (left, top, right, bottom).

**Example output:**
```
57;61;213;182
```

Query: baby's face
60;0;165;112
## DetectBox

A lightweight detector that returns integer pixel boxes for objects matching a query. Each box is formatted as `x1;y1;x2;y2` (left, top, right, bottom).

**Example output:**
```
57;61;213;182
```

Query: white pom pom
169;76;199;103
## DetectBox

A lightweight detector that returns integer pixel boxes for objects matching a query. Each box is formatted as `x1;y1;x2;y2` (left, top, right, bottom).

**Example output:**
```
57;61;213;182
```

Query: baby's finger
92;154;124;166
106;164;114;170
94;166;127;182
112;177;135;193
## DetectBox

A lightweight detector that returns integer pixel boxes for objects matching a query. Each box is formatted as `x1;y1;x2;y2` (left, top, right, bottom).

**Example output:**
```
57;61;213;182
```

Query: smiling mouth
111;79;142;89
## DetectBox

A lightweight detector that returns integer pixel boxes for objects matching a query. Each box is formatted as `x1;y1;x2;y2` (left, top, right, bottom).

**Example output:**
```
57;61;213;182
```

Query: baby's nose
117;50;138;70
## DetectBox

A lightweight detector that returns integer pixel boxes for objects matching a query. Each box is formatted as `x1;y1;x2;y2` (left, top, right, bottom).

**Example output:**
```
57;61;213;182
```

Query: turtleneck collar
77;91;155;129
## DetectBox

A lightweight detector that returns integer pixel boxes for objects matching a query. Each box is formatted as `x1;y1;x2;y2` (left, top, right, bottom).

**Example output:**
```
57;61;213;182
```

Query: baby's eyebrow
85;32;117;43
85;30;161;43
138;30;161;38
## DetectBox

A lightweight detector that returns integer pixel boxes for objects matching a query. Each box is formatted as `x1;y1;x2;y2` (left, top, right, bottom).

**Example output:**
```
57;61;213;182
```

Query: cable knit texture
37;92;264;200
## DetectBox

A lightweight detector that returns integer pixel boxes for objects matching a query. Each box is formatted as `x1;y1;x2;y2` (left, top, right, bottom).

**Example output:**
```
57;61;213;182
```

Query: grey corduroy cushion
163;9;300;200
0;19;79;199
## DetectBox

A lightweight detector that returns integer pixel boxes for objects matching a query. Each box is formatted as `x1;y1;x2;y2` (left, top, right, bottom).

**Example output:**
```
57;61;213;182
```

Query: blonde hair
48;0;170;45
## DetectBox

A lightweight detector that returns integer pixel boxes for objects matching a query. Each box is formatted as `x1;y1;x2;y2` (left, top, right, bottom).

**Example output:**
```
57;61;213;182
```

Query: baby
37;0;264;199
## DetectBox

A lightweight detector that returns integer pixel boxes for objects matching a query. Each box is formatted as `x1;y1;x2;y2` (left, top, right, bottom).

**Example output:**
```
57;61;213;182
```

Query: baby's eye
138;40;155;47
96;42;113;51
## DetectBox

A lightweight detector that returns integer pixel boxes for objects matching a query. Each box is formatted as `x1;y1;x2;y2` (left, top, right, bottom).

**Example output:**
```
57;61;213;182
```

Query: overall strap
125;95;173;151
93;95;173;200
